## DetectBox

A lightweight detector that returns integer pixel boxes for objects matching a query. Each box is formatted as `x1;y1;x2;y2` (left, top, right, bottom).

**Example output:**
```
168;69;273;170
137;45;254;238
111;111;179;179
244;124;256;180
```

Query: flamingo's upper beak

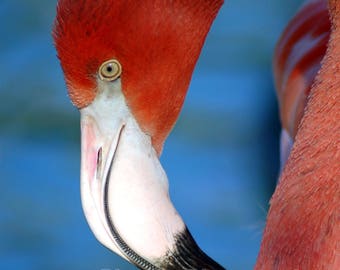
79;78;224;269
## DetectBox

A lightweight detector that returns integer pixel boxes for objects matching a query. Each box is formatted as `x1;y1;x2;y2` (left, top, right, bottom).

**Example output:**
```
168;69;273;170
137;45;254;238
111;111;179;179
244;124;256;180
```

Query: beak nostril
97;147;102;177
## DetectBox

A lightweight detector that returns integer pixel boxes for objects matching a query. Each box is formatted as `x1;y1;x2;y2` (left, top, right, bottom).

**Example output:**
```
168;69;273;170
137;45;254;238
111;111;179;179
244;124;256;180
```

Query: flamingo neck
256;1;340;268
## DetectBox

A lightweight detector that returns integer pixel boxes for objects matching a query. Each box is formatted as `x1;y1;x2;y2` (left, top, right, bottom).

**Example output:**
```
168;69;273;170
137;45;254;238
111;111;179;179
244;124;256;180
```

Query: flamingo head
53;0;224;269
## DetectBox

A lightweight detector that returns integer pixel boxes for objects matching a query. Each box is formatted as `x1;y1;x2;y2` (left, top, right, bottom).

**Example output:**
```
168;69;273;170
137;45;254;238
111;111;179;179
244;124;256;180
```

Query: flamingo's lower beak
79;79;224;269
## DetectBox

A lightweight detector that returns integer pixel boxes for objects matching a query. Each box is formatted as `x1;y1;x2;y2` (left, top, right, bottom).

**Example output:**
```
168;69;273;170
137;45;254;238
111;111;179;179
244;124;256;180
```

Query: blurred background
0;1;304;269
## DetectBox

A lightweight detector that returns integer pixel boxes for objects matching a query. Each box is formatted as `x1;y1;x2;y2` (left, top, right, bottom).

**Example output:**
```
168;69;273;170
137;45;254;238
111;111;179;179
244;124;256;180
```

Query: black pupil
106;65;113;73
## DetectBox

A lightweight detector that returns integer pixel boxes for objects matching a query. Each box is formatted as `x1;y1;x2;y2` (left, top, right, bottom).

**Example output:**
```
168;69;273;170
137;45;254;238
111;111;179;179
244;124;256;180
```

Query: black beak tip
159;227;226;270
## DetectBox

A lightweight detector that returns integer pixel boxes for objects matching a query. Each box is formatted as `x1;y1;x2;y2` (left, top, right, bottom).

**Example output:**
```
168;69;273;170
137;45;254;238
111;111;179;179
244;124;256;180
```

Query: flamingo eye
99;59;122;81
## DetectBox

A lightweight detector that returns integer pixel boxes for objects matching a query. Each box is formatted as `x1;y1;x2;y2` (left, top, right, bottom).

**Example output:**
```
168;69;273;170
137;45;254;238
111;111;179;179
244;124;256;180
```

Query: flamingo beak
79;79;224;269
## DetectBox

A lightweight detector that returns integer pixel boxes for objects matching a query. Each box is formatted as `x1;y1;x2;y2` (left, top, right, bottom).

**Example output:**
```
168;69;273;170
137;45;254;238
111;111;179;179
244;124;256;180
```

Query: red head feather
53;0;223;152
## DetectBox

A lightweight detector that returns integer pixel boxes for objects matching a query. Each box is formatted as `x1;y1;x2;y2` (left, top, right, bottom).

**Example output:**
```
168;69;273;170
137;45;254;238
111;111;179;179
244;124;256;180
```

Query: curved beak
79;79;225;269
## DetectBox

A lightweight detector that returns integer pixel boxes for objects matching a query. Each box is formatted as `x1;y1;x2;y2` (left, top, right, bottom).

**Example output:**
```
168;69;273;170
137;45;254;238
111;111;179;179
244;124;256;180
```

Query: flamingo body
274;0;330;139
256;1;340;268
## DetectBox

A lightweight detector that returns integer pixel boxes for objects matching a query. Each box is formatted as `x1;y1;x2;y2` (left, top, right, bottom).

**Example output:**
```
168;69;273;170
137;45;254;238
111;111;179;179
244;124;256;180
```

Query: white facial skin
80;77;186;266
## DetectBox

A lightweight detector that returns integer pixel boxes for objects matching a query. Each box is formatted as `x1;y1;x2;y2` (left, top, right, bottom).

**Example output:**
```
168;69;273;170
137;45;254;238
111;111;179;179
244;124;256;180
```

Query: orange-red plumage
53;0;223;153
256;0;340;268
53;0;339;268
274;0;330;138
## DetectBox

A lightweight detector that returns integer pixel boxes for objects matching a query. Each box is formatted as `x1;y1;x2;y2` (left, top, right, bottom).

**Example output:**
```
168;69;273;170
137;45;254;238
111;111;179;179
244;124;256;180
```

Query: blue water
0;1;303;269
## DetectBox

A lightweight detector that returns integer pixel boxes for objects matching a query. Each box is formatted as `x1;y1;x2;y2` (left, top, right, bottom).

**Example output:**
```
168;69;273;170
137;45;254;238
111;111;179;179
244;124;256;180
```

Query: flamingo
52;0;339;269
275;0;330;168
53;0;224;269
256;0;339;269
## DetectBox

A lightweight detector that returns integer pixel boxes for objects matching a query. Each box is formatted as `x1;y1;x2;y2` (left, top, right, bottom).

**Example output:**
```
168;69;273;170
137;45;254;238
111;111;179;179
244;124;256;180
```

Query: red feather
53;0;223;153
273;0;330;138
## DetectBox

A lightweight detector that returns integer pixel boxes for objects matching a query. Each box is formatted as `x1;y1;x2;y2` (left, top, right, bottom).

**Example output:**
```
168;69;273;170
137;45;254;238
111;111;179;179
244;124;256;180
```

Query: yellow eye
98;59;122;81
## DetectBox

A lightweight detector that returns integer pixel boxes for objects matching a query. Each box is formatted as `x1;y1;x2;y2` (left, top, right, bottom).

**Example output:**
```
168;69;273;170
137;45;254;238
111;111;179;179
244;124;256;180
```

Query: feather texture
53;0;223;153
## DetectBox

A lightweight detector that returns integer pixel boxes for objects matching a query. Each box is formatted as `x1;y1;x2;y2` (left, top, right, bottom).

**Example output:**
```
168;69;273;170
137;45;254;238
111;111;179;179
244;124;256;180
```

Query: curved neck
256;1;340;268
